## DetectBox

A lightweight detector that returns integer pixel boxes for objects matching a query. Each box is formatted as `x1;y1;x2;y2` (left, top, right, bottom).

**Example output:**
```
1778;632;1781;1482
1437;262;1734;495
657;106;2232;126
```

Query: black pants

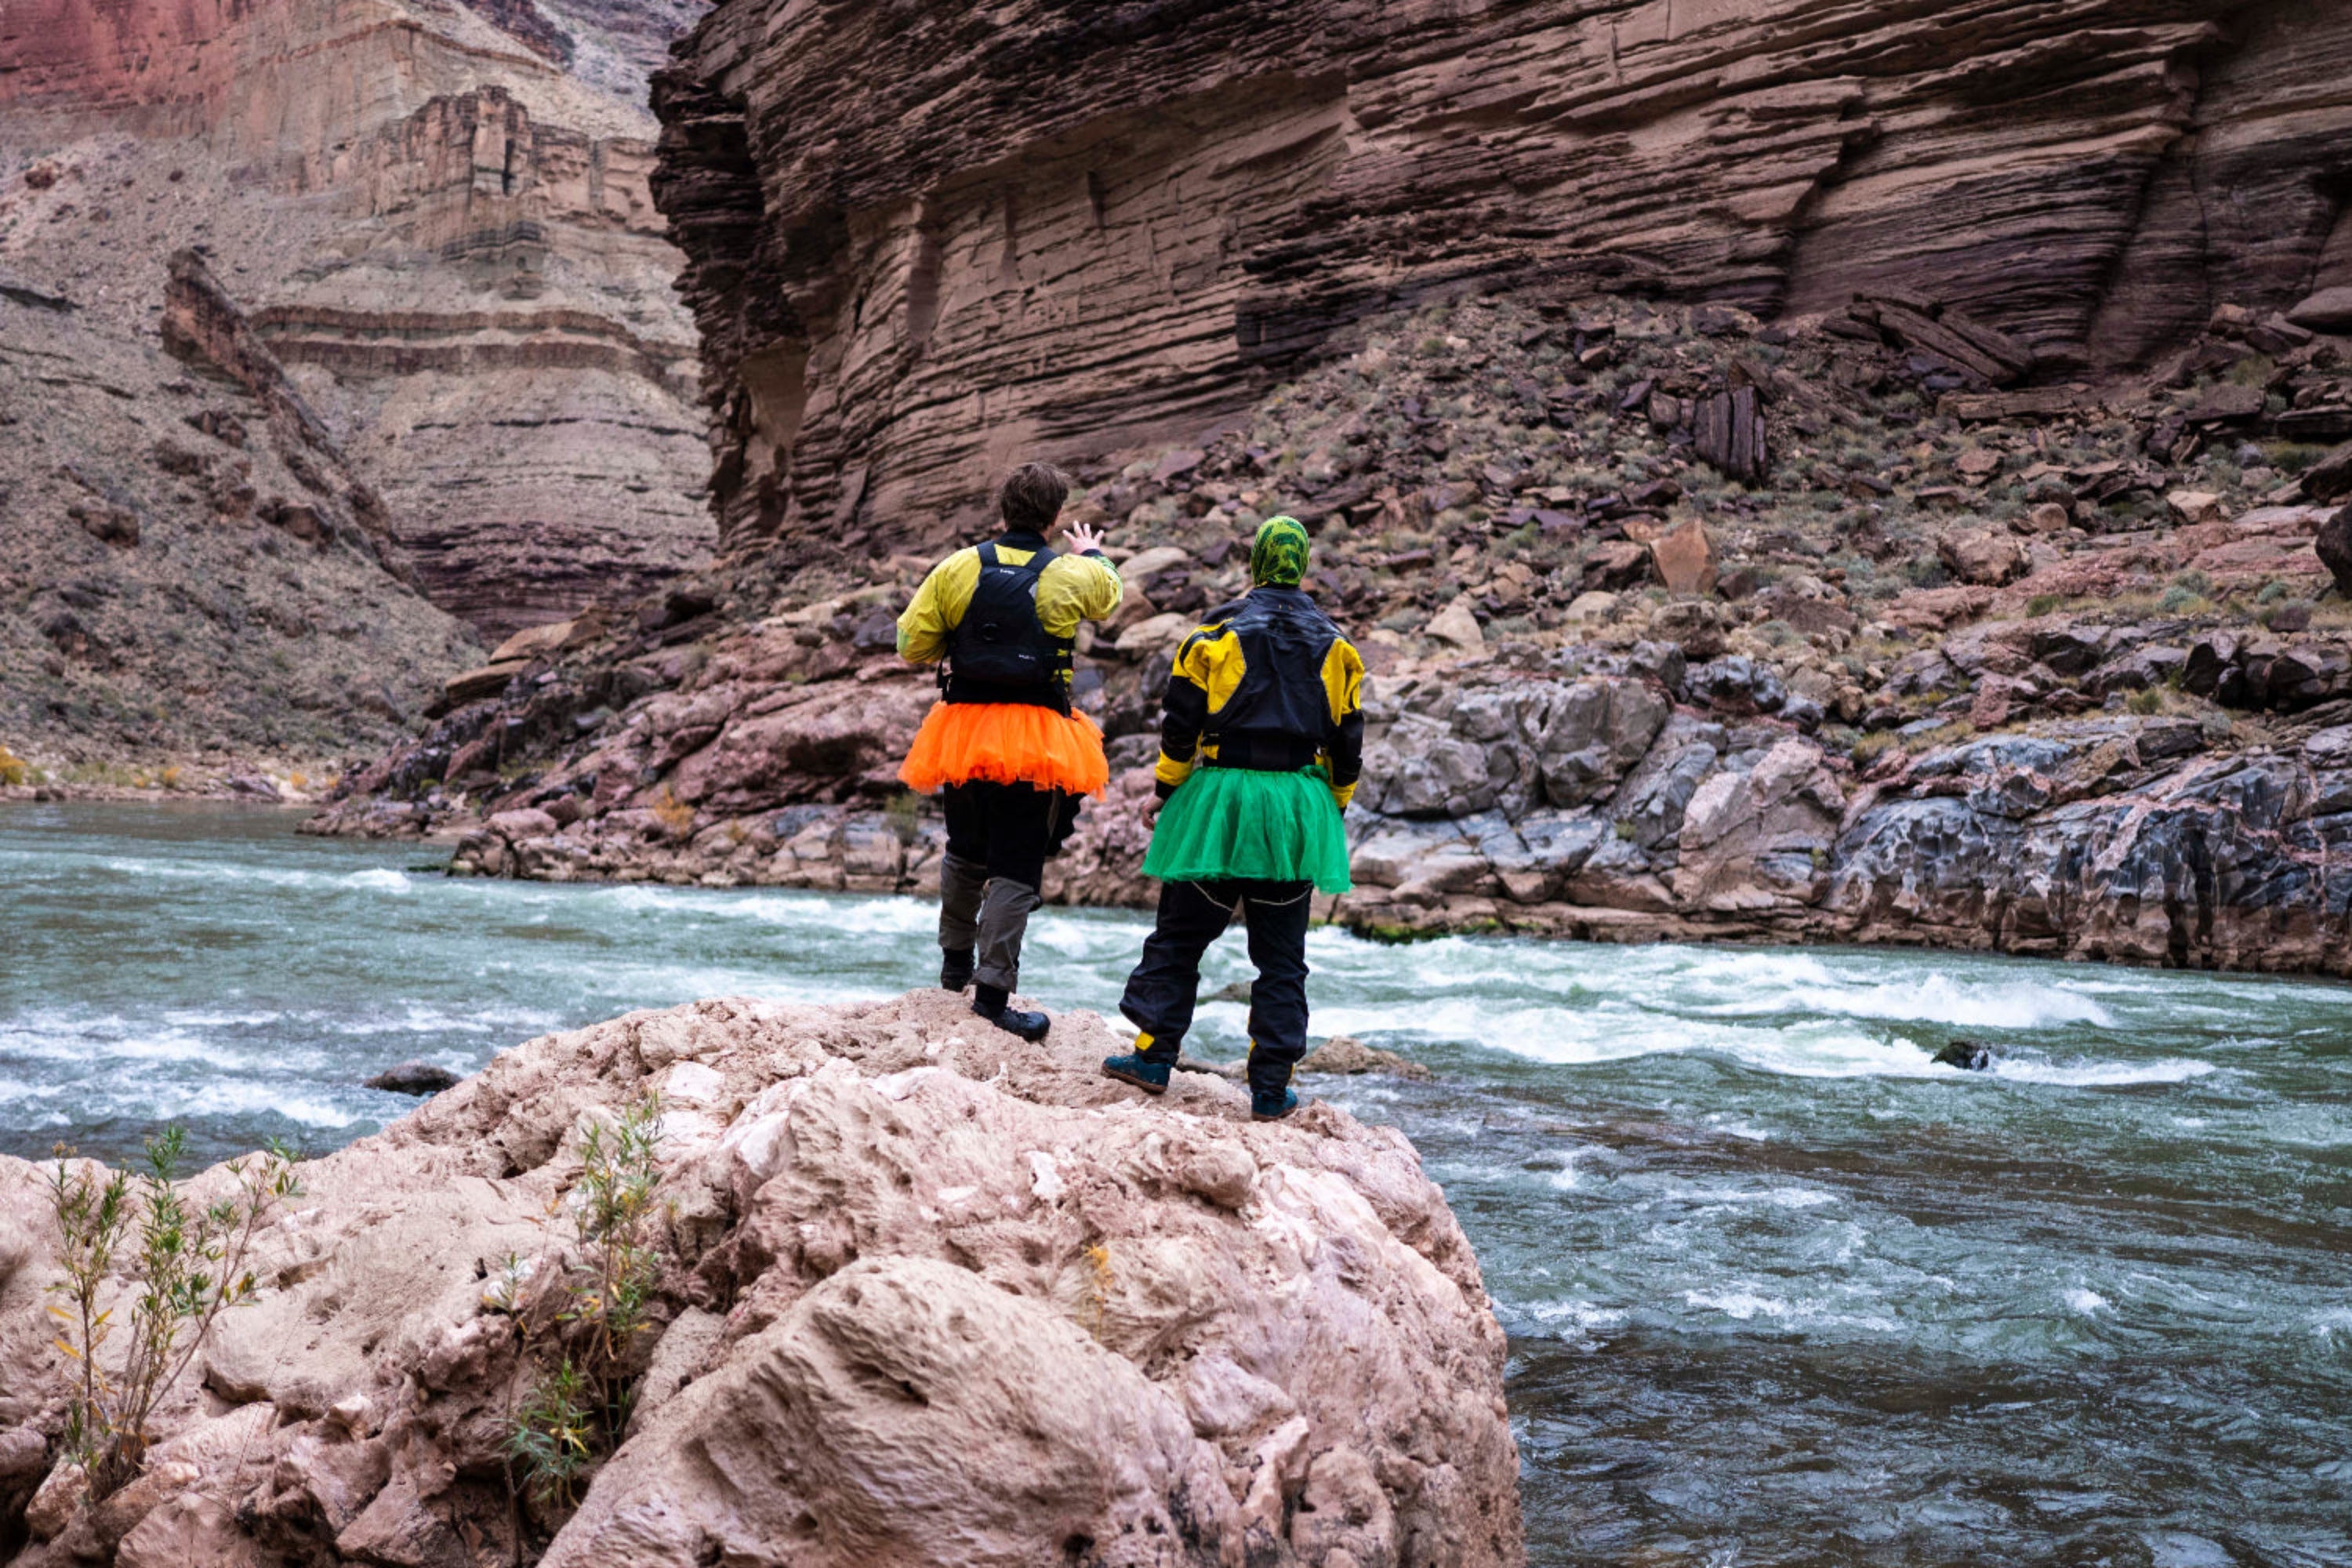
1119;878;1313;1098
938;782;1074;992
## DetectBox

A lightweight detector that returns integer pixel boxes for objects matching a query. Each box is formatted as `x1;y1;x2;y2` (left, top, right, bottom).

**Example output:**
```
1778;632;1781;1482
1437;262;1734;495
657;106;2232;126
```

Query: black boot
939;946;975;992
972;983;1050;1043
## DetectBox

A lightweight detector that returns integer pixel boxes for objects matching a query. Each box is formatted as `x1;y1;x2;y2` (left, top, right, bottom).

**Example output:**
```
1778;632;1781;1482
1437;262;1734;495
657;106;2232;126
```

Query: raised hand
1063;519;1108;557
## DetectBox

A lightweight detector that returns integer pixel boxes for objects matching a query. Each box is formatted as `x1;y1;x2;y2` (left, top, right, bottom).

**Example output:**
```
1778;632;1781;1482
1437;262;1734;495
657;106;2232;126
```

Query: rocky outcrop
0;992;1523;1566
1341;659;2352;975
321;614;2352;976
652;0;2352;554
0;0;711;644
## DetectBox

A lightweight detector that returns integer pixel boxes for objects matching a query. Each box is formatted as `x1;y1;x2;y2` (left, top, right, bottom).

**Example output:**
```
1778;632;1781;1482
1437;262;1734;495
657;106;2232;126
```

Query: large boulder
1936;527;2031;586
1670;739;1845;913
2307;444;2352;506
1361;676;1670;821
1;994;1523;1568
2285;286;2352;332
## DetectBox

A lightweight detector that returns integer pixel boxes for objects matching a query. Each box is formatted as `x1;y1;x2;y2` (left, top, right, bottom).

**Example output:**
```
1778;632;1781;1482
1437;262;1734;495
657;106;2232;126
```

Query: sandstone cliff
652;0;2352;554
0;992;1523;1566
0;0;713;655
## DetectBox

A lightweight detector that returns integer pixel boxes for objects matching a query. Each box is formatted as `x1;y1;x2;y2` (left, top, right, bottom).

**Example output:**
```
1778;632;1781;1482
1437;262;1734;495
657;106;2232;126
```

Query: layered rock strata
0;992;1524;1567
652;0;2352;554
0;0;712;645
0;251;481;765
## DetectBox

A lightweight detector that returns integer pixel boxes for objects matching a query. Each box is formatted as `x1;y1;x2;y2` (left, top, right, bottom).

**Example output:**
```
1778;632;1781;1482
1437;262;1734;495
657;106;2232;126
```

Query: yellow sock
1134;1030;1155;1054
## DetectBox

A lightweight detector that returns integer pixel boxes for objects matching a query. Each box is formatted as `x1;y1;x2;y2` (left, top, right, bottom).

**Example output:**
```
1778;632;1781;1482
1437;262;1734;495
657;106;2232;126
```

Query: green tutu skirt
1142;765;1353;895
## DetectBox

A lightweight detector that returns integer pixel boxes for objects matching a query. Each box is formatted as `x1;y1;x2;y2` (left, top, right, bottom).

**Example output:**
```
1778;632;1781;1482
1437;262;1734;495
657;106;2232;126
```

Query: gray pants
938;853;1044;992
938;779;1064;994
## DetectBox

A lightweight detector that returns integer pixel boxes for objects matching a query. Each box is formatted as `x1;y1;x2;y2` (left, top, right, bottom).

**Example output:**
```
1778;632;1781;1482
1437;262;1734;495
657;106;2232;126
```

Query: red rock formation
653;0;2352;554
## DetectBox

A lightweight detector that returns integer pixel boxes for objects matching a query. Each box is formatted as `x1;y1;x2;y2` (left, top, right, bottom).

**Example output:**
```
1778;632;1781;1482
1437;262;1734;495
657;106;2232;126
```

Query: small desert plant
1851;731;1900;768
502;1094;666;1510
0;746;29;786
46;1130;299;1499
564;1099;665;1378
884;789;924;846
2127;688;2166;715
506;1356;597;1509
649;786;695;840
2224;354;2275;388
2267;442;2332;475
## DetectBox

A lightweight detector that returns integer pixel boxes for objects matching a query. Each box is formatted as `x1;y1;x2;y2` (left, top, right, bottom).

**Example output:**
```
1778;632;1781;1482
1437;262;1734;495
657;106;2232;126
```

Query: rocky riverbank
306;288;2352;975
0;990;1522;1566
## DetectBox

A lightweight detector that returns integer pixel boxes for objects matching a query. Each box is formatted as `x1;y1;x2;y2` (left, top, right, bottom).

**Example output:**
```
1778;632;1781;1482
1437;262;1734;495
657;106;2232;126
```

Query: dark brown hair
996;462;1070;533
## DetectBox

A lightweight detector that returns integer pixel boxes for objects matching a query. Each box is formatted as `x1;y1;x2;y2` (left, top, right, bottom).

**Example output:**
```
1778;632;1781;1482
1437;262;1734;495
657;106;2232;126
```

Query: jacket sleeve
1070;551;1123;623
895;551;974;666
1034;551;1123;638
1321;637;1367;809
1154;630;1216;798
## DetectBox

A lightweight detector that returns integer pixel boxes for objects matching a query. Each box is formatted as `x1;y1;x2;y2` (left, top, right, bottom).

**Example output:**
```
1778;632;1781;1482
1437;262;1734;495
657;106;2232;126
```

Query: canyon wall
1;0;711;641
654;0;2352;555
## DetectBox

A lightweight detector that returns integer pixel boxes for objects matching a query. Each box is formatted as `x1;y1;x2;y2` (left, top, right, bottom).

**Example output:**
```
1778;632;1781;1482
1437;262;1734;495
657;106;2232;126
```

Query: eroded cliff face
1;0;712;644
654;0;2352;554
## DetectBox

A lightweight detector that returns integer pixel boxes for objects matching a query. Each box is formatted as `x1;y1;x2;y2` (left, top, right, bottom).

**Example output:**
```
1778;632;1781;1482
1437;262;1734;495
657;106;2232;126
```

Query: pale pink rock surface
0;991;1523;1566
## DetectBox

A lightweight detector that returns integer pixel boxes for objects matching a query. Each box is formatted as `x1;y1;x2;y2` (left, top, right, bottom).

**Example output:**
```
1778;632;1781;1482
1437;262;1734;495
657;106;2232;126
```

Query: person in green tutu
1102;514;1364;1120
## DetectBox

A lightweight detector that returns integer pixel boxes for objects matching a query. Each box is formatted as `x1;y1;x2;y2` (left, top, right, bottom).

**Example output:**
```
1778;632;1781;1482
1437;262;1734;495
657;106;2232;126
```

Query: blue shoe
1250;1087;1301;1122
1102;1054;1171;1095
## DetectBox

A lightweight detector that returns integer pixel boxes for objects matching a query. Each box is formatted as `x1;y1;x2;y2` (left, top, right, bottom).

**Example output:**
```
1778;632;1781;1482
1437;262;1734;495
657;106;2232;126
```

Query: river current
2;802;2347;1566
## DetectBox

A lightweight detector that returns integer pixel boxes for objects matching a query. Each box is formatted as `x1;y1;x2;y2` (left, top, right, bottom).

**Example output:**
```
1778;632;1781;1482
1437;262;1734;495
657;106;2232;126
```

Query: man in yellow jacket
1102;515;1364;1120
897;462;1121;1040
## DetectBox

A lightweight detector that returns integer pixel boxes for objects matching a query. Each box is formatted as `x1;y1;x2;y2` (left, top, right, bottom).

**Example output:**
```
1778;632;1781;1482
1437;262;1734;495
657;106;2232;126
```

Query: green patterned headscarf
1250;515;1311;588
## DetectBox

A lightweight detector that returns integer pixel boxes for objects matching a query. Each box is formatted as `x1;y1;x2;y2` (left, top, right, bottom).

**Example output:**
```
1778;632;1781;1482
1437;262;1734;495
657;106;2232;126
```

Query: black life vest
1204;587;1344;772
946;540;1073;710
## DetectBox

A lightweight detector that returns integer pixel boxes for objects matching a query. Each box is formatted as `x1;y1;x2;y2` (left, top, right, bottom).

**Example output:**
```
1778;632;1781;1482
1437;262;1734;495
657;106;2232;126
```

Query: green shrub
1851;731;1899;768
884;790;924;846
2128;688;2165;715
2225;355;2275;387
47;1130;299;1499
2267;442;2333;475
501;1094;667;1512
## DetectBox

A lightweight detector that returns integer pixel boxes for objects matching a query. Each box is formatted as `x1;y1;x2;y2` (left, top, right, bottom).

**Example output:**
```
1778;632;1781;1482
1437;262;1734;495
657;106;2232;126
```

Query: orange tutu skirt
899;702;1110;797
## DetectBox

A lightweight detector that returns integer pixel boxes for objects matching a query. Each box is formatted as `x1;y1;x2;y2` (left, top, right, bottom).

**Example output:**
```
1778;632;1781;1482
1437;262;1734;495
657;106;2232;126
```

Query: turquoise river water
2;802;2347;1566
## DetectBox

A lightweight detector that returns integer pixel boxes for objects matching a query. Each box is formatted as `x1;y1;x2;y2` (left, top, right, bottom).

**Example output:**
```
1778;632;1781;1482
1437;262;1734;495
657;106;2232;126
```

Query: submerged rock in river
0;991;1523;1566
361;1059;462;1094
1934;1038;1998;1072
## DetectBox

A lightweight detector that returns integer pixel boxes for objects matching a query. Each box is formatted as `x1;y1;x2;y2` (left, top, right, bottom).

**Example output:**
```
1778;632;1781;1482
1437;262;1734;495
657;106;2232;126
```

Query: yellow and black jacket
1156;586;1365;808
896;530;1123;697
